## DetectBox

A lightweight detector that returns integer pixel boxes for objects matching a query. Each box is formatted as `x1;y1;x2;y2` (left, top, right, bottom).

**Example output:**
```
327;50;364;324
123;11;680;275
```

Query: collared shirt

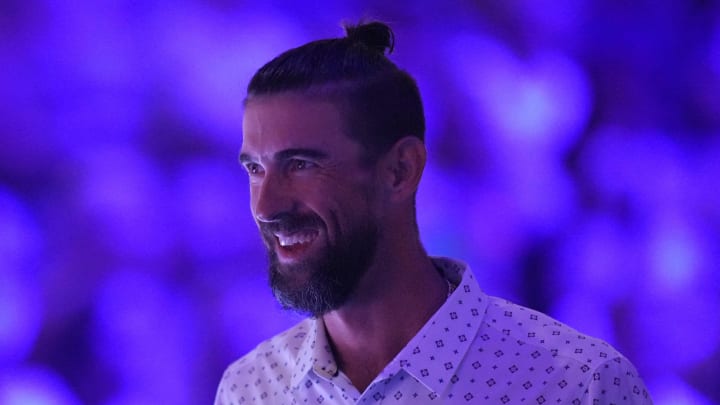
215;258;652;404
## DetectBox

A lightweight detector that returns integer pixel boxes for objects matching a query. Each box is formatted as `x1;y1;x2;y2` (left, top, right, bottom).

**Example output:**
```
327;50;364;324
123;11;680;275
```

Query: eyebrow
238;148;329;165
275;148;329;161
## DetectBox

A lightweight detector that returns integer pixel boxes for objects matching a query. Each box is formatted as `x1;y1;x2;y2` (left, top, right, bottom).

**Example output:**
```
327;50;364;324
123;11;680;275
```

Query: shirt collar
379;257;488;395
289;257;487;395
290;316;339;389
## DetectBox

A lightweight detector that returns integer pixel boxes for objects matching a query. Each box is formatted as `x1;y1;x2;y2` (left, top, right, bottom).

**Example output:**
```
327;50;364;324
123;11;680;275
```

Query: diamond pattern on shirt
215;257;652;404
376;267;487;396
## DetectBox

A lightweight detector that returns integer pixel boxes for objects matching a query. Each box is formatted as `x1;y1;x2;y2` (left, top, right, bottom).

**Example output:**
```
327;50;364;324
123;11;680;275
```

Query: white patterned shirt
215;258;652;404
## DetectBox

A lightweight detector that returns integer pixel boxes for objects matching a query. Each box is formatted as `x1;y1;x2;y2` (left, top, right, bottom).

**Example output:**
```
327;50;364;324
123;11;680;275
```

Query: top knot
344;21;395;55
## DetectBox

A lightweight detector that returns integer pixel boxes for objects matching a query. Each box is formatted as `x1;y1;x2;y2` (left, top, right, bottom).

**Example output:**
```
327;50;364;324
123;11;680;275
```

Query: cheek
322;186;376;231
248;184;260;214
295;174;378;229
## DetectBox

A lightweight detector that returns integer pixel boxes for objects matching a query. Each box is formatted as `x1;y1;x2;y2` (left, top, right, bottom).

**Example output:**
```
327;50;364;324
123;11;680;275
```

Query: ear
379;136;426;202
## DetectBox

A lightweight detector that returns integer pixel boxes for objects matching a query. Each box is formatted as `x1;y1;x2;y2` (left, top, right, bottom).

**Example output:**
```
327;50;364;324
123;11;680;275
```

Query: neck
321;237;447;392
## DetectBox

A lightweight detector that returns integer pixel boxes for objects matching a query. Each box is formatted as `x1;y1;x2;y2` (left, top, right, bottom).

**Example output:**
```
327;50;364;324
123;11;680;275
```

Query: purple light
463;187;525;265
550;292;617;346
172;159;255;261
694;138;720;226
93;269;200;404
74;145;173;261
578;126;692;214
631;290;720;372
416;167;527;301
36;1;143;87
416;167;475;258
710;22;720;78
2;2;718;403
446;34;592;155
515;0;589;43
22;1;148;154
102;393;155;405
0;273;41;366
147;5;309;148
0;366;82;405
647;376;715;405
500;157;577;235
551;214;642;301
219;274;301;356
0;188;43;365
647;217;706;292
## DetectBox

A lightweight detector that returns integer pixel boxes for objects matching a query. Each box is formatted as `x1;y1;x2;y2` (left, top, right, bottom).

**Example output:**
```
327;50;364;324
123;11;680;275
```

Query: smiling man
215;22;652;404
239;95;383;319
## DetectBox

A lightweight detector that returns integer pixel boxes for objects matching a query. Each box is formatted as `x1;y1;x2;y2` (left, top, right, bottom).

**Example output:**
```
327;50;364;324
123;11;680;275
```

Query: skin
240;92;449;393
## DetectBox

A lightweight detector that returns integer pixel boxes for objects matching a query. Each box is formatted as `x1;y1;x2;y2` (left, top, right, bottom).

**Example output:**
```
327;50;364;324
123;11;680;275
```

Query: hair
246;21;425;161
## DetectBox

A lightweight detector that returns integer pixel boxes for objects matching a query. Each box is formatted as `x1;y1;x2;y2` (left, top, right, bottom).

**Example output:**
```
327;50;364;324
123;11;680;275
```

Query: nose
252;171;294;223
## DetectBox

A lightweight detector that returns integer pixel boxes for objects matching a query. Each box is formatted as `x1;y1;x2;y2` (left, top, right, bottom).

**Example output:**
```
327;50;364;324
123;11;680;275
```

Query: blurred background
1;0;719;404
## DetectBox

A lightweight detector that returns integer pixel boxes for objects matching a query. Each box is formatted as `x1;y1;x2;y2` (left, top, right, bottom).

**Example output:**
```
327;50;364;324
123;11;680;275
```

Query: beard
261;212;379;318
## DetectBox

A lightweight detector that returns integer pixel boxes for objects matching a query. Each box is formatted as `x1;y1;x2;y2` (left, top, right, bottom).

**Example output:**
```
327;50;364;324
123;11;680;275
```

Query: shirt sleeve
581;356;653;404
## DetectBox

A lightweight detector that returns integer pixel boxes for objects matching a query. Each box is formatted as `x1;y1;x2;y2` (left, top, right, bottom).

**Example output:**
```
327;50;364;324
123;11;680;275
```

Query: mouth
273;229;320;262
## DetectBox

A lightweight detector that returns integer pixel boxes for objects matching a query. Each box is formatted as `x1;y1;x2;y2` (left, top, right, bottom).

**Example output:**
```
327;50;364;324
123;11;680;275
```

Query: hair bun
344;21;395;55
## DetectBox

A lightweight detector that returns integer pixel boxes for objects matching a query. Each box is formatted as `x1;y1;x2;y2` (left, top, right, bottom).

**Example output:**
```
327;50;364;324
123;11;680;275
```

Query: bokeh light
649;376;716;405
93;269;201;404
0;188;43;365
0;366;82;405
2;1;719;404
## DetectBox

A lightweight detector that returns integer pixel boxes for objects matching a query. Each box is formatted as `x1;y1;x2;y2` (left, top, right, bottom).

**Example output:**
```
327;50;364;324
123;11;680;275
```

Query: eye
289;159;315;171
244;162;263;175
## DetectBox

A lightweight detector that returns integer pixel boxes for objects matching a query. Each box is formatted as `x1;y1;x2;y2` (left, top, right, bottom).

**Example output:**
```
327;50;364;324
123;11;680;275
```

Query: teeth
276;230;317;247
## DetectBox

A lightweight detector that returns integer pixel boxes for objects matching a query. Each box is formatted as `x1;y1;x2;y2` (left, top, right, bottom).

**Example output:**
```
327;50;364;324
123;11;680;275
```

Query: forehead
241;93;358;156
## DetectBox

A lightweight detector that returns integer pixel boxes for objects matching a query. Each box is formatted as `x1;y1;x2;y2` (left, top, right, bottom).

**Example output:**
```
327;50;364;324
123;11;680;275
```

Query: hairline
243;87;396;167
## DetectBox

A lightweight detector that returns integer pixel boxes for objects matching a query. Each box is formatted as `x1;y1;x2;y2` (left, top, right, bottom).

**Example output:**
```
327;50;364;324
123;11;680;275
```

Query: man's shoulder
218;318;313;387
470;296;651;402
482;295;624;364
215;318;316;404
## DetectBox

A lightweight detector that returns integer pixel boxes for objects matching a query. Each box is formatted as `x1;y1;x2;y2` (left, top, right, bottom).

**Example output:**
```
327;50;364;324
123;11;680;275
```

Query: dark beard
263;213;378;317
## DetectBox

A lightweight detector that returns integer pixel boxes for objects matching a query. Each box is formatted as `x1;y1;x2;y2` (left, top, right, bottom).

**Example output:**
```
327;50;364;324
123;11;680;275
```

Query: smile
274;229;319;247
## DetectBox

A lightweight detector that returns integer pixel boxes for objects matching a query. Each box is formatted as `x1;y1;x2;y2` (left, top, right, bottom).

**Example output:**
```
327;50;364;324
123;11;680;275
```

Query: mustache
259;213;323;235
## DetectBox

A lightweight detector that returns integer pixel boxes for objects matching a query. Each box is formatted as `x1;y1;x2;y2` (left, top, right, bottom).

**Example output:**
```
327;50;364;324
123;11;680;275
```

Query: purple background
2;1;720;404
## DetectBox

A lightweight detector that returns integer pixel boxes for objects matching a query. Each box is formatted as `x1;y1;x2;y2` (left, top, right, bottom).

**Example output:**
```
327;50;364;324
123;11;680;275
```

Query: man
216;22;652;404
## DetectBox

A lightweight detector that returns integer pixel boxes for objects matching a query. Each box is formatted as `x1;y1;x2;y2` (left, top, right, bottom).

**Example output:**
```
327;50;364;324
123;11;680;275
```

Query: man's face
240;93;380;317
